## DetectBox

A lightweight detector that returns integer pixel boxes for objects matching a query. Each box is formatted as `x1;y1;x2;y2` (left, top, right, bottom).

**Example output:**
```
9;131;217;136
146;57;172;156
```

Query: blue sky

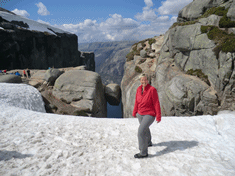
1;0;193;43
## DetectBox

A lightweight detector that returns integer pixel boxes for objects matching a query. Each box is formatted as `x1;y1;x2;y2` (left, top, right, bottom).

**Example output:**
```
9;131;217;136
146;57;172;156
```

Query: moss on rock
138;58;147;64
219;15;235;28
171;6;234;29
186;69;211;86
126;41;146;62
148;38;156;45
170;21;198;29
135;66;142;73
126;51;135;62
201;25;235;57
73;110;89;116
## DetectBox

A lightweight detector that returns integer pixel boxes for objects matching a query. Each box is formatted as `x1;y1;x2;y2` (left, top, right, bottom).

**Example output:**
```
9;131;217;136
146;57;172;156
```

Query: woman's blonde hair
139;73;151;84
139;73;147;79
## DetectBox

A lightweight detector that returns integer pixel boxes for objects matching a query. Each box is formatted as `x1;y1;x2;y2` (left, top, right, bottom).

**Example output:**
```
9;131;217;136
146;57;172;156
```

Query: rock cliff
121;0;235;118
0;8;94;71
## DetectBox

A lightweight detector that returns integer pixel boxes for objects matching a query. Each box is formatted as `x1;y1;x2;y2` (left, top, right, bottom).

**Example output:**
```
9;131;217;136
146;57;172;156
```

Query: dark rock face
0;27;81;70
80;52;95;72
104;84;121;106
44;68;64;86
0;8;95;72
0;74;22;83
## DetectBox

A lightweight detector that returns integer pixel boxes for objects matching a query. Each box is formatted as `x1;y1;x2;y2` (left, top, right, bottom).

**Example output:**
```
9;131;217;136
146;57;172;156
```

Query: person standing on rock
23;70;27;77
132;73;161;158
26;68;31;78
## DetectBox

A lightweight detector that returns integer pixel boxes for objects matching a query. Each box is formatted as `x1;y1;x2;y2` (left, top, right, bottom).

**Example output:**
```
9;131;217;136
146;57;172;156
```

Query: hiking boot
134;153;148;158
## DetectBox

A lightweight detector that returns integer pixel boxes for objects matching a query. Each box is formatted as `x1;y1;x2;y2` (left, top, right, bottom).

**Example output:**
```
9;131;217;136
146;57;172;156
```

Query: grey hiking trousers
137;113;155;155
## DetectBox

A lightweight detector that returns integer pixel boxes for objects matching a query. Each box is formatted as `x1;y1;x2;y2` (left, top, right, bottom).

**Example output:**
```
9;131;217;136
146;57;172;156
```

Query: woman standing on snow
132;74;161;158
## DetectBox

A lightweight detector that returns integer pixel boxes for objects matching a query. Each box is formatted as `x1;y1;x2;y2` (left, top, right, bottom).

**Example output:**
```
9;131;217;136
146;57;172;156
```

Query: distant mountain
79;40;138;85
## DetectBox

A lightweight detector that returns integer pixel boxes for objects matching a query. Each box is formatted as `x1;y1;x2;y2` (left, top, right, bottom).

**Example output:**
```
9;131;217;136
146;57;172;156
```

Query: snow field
0;83;235;176
0;105;235;176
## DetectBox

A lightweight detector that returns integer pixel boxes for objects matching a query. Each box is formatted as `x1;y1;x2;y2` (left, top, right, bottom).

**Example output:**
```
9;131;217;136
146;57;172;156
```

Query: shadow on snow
0;150;33;161
148;140;199;158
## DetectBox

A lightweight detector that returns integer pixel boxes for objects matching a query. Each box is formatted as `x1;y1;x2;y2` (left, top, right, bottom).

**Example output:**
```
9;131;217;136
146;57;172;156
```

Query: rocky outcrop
0;74;22;83
104;84;121;106
44;68;64;86
29;70;47;88
177;0;229;22
52;70;107;117
121;36;164;118
0;8;95;71
80;52;95;72
227;1;235;21
121;0;235;117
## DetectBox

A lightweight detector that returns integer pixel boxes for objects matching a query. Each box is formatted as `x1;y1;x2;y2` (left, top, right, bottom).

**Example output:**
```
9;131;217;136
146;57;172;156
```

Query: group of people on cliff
0;69;31;78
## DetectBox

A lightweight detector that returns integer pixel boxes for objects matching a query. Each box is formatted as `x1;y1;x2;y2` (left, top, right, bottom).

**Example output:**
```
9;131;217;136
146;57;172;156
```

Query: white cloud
158;0;193;15
55;14;140;43
11;9;30;18
143;0;154;10
156;16;169;22
135;0;157;21
37;19;51;25
100;14;139;31
55;0;191;43
36;2;50;16
171;16;178;23
135;9;157;21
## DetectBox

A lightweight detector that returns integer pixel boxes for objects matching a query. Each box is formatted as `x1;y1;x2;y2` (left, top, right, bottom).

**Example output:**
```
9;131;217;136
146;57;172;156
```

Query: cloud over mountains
11;0;193;43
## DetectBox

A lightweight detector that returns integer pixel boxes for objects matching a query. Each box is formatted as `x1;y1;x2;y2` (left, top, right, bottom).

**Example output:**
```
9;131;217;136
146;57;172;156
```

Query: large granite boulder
227;1;235;21
153;61;218;116
140;49;147;58
104;83;121;106
177;0;225;22
52;70;107;117
44;68;64;86
28;70;47;88
0;74;22;83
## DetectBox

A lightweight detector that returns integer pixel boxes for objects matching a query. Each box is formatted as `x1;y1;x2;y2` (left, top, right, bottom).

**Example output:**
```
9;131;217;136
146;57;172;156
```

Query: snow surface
0;83;235;176
0;11;70;35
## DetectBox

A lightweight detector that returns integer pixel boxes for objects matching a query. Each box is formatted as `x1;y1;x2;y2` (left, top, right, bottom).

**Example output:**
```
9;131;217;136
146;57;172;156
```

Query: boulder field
0;67;121;117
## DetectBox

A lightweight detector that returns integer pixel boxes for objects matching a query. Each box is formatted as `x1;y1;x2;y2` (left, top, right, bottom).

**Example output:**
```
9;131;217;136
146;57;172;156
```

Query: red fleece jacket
132;84;161;121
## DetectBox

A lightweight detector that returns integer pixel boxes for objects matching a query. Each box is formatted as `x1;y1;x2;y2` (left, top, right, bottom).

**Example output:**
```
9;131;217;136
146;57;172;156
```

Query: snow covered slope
0;83;235;175
0;108;235;175
0;83;45;113
0;11;69;35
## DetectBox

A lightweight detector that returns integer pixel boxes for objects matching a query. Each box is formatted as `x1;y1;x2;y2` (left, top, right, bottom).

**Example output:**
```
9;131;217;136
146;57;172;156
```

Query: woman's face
140;76;148;87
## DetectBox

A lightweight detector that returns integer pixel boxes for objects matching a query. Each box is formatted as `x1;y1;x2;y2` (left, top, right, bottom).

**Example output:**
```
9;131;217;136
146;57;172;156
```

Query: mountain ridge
79;40;138;85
